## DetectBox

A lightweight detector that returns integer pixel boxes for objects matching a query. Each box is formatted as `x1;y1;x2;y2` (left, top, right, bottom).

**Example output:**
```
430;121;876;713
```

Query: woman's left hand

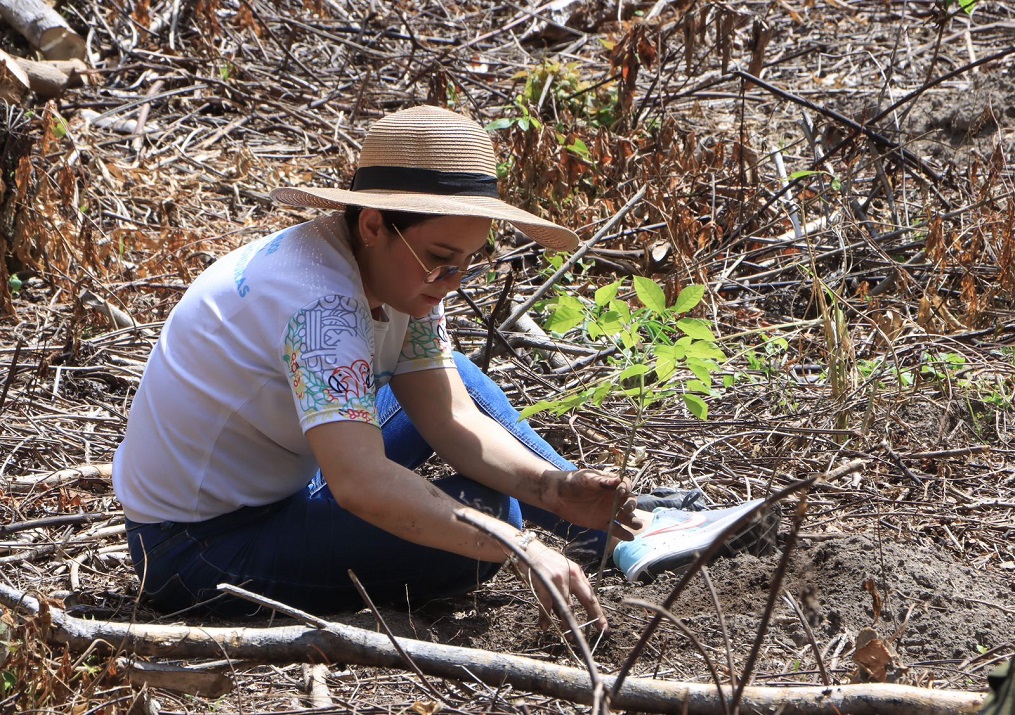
547;468;641;540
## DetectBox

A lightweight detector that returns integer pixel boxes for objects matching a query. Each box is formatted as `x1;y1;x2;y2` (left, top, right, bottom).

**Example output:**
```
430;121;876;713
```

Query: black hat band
351;166;499;198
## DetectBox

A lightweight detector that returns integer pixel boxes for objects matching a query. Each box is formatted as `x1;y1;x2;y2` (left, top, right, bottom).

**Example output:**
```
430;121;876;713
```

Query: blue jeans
126;353;605;616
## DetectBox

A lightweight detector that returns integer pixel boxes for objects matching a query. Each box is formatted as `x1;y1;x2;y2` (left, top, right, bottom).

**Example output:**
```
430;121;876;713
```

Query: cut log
13;56;87;97
0;583;987;715
0;0;87;61
0;49;30;103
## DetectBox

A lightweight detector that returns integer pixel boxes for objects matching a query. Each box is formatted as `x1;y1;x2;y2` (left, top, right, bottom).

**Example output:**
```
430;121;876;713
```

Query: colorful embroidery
283;295;378;425
400;306;452;363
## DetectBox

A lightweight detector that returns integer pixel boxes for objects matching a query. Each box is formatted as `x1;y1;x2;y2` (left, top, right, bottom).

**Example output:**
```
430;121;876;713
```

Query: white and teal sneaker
613;499;779;582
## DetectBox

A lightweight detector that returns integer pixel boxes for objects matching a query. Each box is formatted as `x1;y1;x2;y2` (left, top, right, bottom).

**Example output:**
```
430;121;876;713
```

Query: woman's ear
358;208;385;248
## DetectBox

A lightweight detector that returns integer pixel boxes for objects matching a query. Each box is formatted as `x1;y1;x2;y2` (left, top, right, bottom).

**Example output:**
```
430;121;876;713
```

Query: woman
114;106;767;630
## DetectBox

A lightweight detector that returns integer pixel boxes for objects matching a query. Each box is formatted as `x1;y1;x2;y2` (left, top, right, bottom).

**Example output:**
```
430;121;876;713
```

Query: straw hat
269;105;579;251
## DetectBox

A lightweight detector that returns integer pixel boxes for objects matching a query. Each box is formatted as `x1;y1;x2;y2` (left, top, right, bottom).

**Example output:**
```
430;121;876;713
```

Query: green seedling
525;277;724;421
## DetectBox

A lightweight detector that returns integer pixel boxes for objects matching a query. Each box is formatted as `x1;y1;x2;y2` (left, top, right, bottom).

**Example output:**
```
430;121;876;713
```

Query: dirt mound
401;529;1014;686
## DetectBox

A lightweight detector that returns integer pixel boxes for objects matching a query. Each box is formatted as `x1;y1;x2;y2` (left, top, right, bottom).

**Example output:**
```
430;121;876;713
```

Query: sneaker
635;487;706;512
613;499;779;582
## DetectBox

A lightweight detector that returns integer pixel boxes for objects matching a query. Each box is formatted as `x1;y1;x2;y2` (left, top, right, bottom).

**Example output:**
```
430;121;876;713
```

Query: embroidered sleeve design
283;295;379;426
400;304;454;366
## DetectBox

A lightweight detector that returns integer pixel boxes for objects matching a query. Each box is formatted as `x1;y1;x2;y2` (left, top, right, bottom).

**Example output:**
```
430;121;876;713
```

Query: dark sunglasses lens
426;266;461;283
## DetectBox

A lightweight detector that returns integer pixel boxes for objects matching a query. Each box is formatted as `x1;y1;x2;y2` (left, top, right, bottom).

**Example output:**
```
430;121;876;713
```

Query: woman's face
356;210;491;318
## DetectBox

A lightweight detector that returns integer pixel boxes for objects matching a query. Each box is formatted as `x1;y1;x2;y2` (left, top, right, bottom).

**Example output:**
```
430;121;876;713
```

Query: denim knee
435;474;522;531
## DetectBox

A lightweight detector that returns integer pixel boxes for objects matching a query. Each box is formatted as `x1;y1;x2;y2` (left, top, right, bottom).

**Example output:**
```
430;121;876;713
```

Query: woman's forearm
335;458;525;561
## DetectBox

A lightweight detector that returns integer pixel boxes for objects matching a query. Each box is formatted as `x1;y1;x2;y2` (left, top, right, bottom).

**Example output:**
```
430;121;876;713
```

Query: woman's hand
513;538;608;632
546;468;642;540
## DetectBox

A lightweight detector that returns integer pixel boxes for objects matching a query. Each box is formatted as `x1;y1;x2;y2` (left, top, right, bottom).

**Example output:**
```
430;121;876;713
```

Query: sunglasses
390;224;487;284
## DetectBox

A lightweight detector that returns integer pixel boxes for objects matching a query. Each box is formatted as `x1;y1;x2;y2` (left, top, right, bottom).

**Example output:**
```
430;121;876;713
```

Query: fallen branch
13;55;88;97
0;0;87;61
499;185;647;333
7;462;112;494
0;583;986;714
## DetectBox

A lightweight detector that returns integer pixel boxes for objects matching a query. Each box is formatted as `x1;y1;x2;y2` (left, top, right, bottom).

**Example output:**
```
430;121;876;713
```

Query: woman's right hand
513;539;608;633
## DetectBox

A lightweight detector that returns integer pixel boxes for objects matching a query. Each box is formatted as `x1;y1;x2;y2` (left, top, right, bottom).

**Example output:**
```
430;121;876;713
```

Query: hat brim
269;187;579;252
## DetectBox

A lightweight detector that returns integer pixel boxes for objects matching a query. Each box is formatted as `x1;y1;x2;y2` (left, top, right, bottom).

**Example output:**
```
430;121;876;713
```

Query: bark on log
0;49;30;103
13;56;87;97
0;584;985;715
0;0;87;61
8;462;112;494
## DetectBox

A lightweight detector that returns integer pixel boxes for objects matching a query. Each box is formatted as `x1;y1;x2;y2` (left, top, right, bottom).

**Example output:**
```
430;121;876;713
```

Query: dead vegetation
1;0;1014;713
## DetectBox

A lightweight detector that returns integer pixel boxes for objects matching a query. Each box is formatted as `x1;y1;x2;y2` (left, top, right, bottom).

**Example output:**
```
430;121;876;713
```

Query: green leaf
673;285;705;313
676;318;715;341
485;118;515;132
655;344;685;382
566;138;590;158
590;383;612;406
519;400;557;419
596;310;624;337
684;393;708;420
51;118;68;139
633;276;667;314
686;357;715;385
687;379;713;395
959;0;977;14
683;340;725;361
657;343;687;361
8;274;23;293
595;280;622;307
619;363;650;381
788;169;825;180
654;364;675;383
610;298;632;322
545;304;583;335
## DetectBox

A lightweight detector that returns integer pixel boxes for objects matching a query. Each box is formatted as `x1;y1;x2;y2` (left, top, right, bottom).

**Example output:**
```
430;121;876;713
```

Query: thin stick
882;439;925;487
216;583;332;629
347;570;452;707
701;565;737;690
730;494;810;713
907;446;989;459
783;591;831;686
623;598;731;715
0;512;110;536
0;338;23;416
611;477;815;698
454;509;607;713
499;186;647;333
731;70;940;184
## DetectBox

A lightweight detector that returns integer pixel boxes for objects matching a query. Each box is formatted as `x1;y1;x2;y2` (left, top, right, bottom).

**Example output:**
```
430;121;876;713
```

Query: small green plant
920;351;967;383
50;117;69;139
788;169;842;192
946;0;978;15
523;277;724;421
744;334;790;379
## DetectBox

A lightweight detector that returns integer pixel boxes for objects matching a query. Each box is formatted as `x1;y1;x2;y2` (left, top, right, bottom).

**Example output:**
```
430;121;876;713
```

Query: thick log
0;0;86;61
13;56;86;97
0;583;986;715
0;49;30;103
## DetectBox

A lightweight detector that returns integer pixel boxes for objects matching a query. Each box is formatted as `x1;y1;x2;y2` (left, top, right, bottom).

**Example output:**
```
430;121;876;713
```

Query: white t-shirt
113;213;456;524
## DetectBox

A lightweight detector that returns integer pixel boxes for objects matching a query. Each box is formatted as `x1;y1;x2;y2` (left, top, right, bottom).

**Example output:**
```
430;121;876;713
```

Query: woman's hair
343;206;434;249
